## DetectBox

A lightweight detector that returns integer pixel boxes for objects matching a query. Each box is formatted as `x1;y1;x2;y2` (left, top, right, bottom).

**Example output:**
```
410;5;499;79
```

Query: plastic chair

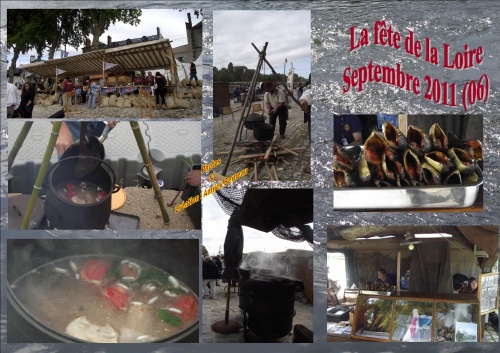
222;106;235;123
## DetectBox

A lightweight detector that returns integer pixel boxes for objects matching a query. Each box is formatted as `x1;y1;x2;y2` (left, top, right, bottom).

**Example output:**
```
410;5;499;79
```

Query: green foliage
202;245;209;257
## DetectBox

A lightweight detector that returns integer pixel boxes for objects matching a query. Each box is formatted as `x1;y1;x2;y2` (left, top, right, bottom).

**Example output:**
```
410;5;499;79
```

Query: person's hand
107;121;118;129
55;122;73;156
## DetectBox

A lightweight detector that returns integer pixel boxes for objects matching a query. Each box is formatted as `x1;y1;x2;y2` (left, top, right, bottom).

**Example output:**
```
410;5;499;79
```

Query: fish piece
334;167;357;188
464;139;483;161
382;154;406;182
443;169;462;185
447;148;475;176
463;172;480;184
53;267;69;274
334;143;359;171
364;131;392;165
147;296;158;304
424;151;454;175
374;179;394;187
447;132;483;161
421;162;442;185
358;153;372;185
429;123;448;151
65;316;119;343
403;149;423;182
382;122;408;151
407;125;431;156
168;275;180;289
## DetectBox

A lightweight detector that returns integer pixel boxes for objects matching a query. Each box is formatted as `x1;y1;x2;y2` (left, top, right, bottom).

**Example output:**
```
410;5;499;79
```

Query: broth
54;180;106;205
11;255;198;343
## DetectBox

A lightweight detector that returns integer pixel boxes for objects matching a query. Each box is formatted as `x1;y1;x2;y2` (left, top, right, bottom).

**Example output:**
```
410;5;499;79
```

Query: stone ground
212;94;311;182
29;97;202;119
202;284;314;343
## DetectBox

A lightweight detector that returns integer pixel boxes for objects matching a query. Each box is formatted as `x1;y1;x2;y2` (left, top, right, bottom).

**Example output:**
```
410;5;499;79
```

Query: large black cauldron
253;123;274;142
7;239;199;343
44;156;119;229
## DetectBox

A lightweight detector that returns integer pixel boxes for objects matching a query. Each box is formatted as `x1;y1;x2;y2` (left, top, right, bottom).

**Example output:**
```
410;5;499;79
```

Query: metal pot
44;156;120;229
7;239;199;343
253;123;275;141
244;113;265;130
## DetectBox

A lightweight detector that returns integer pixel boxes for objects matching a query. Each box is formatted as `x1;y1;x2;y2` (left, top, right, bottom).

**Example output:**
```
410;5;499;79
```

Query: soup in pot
10;255;198;343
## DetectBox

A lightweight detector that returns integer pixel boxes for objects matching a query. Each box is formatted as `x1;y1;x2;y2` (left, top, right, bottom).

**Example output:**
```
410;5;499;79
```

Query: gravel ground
213;95;311;182
28;97;202;119
202;283;313;343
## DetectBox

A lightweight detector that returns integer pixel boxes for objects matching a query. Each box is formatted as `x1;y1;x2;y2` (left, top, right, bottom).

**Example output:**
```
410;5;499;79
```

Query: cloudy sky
8;9;202;66
213;10;311;80
202;194;313;257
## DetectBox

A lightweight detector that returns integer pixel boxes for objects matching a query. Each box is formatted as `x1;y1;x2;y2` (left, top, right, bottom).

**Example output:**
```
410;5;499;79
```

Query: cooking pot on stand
44;156;120;229
253;123;275;142
244;113;265;130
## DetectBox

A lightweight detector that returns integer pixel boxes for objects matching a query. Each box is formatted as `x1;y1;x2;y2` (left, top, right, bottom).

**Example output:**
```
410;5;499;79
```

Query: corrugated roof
19;39;175;78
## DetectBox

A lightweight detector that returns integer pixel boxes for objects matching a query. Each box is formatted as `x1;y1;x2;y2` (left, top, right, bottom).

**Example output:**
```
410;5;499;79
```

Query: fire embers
334;122;482;188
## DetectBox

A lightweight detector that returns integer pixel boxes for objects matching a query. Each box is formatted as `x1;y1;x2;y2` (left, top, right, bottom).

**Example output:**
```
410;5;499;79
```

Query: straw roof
19;39;175;78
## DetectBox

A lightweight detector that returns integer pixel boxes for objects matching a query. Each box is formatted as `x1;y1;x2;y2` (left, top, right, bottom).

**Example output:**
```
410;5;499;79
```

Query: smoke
239;249;312;278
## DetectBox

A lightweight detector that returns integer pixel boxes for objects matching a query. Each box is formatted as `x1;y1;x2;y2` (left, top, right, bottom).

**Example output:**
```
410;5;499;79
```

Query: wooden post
397;251;401;292
8;121;33;171
21;122;62;229
251;43;304;109
222;42;268;176
139;88;152;118
130;121;170;224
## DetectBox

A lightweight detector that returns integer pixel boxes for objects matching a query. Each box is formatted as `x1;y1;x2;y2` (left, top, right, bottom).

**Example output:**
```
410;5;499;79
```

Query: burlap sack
50;93;61;103
197;79;203;86
42;100;54;106
108;95;117;107
167;97;190;109
123;98;132;108
190;79;197;87
38;93;48;99
181;78;187;87
192;87;202;99
116;97;125;108
101;96;110;107
184;93;193;99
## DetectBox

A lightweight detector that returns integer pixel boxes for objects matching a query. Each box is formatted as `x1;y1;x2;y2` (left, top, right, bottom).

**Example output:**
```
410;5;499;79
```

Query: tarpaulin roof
19;38;175;78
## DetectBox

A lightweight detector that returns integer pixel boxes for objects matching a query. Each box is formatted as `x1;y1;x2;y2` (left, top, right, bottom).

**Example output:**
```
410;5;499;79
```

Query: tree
80;9;142;48
202;245;209;257
7;10;41;82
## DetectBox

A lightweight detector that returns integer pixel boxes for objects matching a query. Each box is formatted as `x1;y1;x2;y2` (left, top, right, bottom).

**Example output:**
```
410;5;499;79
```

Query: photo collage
1;2;499;353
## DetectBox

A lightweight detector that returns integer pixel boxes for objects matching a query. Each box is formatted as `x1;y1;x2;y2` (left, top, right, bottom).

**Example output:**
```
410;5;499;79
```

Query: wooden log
264;134;278;160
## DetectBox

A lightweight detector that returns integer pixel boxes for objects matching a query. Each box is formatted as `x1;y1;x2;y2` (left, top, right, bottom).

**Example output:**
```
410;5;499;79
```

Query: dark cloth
214;258;223;272
334;114;362;145
19;88;35;119
222;213;244;280
376;276;395;286
202;260;220;280
269;105;288;135
155;74;166;105
190;62;198;80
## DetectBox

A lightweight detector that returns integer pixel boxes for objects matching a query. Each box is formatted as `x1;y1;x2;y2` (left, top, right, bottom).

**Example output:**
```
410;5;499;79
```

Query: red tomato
104;284;129;310
81;259;110;284
66;183;75;190
173;294;198;322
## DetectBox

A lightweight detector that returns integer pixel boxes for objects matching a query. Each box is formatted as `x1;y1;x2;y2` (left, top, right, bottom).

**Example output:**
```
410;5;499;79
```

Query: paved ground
202;283;314;343
213;94;311;182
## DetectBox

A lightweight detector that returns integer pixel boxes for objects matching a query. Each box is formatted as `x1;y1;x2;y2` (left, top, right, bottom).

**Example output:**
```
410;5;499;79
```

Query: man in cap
263;81;288;139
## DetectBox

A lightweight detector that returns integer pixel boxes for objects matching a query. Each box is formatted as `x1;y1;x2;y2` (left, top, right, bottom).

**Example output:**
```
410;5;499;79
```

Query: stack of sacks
166;96;191;109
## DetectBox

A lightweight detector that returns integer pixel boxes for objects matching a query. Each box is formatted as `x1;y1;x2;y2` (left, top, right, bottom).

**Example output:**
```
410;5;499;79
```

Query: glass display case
478;272;498;314
351;292;480;342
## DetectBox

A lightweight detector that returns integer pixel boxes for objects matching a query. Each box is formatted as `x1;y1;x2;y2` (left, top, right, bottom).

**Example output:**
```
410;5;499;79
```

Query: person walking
87;80;98;109
202;256;220;299
189;60;198;81
7;81;21;119
154;71;167;110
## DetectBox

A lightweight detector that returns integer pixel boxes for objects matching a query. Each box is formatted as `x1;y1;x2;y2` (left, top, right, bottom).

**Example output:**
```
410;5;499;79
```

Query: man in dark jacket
202;256;220;299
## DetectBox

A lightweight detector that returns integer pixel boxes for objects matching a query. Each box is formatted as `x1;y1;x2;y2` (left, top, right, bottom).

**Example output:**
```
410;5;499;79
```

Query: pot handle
112;184;121;193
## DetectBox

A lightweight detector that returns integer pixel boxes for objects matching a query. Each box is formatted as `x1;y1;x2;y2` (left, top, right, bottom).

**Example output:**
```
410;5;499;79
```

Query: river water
1;1;499;353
